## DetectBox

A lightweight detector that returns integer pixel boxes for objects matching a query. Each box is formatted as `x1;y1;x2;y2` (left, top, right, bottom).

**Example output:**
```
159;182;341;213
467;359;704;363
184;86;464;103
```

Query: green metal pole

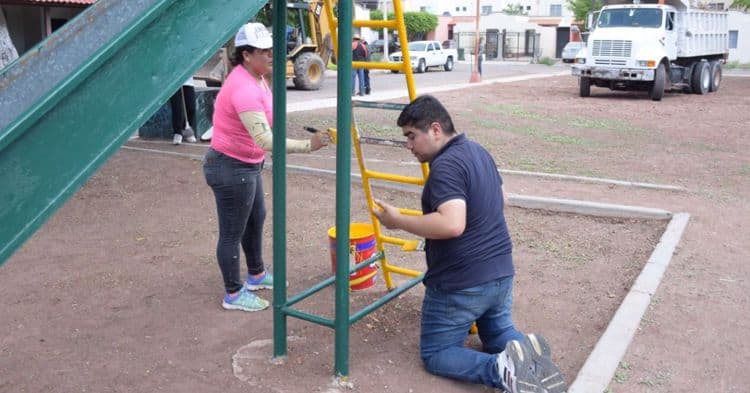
334;0;353;379
272;0;288;361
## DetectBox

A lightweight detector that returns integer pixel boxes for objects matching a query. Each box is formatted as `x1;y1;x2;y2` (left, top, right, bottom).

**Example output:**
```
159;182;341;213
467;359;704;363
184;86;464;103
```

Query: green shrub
537;57;556;66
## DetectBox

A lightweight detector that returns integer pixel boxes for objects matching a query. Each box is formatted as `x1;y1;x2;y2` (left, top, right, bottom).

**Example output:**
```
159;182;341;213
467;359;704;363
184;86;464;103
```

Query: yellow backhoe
194;0;334;90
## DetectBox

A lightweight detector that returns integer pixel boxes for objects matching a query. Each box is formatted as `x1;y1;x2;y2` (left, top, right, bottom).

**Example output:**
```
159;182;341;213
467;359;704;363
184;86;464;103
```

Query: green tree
369;9;394;21
731;0;750;11
567;0;603;26
502;4;526;15
403;11;438;40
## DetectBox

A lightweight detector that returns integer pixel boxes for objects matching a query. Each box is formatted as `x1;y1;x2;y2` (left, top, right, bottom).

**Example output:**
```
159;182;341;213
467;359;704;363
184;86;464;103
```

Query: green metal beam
0;0;269;266
334;0;354;379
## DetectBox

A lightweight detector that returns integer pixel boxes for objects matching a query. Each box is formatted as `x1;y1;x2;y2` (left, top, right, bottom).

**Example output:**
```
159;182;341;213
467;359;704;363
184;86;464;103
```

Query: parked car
389;40;457;73
561;41;585;63
370;39;400;54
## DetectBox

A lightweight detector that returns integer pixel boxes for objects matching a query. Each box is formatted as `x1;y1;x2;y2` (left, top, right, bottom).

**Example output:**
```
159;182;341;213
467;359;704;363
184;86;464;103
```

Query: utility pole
382;0;389;60
469;0;481;83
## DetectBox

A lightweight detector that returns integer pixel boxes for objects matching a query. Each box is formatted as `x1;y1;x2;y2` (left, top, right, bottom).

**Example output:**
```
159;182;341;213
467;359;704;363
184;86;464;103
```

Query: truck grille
592;40;632;58
594;59;628;66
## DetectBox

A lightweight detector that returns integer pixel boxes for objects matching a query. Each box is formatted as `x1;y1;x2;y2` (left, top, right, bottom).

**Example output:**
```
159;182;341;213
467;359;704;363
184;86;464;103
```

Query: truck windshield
597;8;663;28
408;42;427;52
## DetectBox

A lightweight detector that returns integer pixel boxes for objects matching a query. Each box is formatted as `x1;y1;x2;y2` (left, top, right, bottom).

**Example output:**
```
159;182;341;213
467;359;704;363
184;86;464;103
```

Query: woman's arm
239;111;325;152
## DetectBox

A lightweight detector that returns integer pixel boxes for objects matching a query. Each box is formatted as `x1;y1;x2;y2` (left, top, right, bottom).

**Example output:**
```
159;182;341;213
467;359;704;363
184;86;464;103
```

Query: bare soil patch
2;75;749;392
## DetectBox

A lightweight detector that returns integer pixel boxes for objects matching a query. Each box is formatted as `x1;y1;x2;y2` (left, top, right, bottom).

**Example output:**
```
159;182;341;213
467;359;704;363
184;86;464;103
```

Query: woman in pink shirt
203;23;328;312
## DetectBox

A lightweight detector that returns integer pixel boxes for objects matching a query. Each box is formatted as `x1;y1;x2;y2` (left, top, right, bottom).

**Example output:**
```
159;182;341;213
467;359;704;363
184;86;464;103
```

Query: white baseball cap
234;22;272;49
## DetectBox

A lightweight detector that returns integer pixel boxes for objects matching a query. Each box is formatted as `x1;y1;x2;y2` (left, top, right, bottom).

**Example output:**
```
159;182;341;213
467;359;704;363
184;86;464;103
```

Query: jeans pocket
203;164;220;187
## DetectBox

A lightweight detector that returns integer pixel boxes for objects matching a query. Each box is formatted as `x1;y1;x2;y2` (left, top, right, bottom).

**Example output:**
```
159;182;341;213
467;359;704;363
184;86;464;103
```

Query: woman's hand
310;131;330;152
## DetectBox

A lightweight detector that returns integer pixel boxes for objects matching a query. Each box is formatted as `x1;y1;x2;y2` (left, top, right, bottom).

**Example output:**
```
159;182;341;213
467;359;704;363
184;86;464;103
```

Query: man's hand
372;198;401;229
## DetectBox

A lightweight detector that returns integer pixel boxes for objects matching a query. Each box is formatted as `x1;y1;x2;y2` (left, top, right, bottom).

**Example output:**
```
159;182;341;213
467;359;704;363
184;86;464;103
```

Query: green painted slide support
0;0;268;265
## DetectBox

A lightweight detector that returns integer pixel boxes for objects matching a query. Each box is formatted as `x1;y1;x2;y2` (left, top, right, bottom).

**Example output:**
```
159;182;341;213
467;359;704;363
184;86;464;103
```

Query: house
1;0;94;55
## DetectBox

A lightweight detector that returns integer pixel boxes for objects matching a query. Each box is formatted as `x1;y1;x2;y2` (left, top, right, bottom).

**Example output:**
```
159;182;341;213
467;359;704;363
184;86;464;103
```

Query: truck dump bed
678;10;728;58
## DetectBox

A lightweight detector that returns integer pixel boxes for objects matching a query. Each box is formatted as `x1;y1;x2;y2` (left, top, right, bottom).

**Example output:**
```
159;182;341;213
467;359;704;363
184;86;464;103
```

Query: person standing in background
351;34;367;96
170;77;198;145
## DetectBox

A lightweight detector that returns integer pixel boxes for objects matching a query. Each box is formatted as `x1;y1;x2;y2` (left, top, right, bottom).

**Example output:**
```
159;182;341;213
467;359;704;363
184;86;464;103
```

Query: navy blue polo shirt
421;134;514;290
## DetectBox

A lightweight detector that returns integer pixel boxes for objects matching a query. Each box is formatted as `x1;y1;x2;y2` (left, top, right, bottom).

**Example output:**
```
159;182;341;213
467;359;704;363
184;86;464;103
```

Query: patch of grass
725;60;750;70
487;104;546;121
357;121;402;138
540;133;591;146
536;56;556;66
475;118;508;130
638;371;672;387
613;361;631;384
568;117;646;133
739;164;750;177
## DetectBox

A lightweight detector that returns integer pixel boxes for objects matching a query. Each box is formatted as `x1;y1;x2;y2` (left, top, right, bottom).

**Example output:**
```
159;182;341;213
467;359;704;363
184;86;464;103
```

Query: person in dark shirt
351;34;367;96
373;95;565;393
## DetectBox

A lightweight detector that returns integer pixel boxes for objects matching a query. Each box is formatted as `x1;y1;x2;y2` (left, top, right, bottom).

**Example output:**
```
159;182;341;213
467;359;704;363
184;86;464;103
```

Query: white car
389;40;457;73
561;41;585;63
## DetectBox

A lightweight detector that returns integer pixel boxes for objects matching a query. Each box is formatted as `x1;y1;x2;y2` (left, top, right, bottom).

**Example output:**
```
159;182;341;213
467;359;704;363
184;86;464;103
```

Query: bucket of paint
327;223;378;291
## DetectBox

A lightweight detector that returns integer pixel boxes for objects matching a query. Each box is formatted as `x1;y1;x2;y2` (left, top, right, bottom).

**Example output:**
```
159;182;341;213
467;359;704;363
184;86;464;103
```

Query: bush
536;57;556;66
725;61;750;70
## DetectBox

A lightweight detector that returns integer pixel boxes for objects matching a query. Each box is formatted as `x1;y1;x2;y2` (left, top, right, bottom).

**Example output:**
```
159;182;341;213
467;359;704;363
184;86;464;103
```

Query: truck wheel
444;57;454;71
579;77;591;97
649;63;666;101
708;61;722;93
292;52;325;91
417;59;426;73
691;61;710;95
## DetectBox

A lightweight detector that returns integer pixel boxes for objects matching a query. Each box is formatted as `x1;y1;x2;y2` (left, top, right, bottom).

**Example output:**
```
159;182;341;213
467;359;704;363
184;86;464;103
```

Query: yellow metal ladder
323;0;431;290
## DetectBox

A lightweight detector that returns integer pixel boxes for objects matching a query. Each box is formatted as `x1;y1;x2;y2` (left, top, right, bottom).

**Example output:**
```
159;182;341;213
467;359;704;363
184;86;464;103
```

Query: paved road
285;60;570;112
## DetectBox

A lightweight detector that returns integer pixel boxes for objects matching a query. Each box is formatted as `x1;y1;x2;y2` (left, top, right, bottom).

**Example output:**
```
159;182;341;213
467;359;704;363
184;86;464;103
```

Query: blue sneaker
245;271;274;291
222;288;269;312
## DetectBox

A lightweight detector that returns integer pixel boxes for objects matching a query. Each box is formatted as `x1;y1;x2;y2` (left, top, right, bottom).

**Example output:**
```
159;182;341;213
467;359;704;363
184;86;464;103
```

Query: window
456;6;460;11
462;7;467;11
526;5;531;11
482;5;492;14
666;12;674;31
550;4;562;16
708;2;725;10
729;30;738;49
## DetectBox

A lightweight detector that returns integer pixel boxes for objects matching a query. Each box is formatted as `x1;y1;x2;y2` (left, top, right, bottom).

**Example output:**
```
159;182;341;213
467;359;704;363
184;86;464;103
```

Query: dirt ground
2;75;749;393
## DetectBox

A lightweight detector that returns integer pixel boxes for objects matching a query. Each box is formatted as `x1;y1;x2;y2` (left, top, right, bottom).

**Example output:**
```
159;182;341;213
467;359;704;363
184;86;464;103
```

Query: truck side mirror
587;12;594;30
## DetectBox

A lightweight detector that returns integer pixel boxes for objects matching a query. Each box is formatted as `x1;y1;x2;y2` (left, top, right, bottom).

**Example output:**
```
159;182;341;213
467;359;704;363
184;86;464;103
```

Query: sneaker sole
505;340;546;393
244;284;273;291
527;334;567;393
222;301;269;312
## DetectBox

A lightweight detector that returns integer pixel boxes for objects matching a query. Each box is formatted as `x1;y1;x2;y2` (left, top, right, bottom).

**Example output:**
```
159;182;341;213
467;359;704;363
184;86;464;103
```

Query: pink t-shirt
211;66;272;164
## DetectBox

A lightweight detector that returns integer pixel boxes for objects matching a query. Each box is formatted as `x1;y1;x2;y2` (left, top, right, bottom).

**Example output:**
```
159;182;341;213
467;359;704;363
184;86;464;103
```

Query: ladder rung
353;61;404;72
398;208;421;216
364;169;424;185
353;19;399;30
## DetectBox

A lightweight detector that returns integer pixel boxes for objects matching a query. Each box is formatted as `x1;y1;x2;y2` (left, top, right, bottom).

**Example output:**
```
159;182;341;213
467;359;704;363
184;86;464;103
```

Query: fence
455;29;541;62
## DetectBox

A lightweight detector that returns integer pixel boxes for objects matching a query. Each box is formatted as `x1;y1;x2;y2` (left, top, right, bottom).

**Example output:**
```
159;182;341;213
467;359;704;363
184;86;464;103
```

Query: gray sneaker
497;340;546;393
525;334;567;393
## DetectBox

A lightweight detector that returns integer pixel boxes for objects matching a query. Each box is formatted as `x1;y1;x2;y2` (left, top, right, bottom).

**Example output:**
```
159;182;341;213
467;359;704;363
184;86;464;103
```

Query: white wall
453;13;558;58
728;10;750;63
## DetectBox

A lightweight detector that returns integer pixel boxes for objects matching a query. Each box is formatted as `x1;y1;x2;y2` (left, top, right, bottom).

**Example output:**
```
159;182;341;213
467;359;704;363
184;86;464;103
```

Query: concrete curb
569;213;690;393
509;195;673;220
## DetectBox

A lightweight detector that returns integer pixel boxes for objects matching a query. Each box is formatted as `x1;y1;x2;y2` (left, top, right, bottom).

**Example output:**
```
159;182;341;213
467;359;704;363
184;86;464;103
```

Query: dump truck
194;0;333;90
571;0;728;101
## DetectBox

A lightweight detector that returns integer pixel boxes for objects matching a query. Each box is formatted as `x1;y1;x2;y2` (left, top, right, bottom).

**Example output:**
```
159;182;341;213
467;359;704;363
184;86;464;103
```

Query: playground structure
0;0;432;381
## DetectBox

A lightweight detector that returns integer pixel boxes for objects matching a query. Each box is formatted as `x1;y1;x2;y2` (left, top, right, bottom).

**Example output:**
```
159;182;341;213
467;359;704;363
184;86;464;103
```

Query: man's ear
430;122;443;137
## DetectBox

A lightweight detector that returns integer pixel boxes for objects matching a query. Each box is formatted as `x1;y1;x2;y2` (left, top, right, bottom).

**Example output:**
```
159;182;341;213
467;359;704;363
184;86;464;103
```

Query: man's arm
373;198;466;239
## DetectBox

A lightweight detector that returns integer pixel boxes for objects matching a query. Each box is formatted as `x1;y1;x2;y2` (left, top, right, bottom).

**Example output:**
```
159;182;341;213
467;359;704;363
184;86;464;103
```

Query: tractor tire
708;60;722;93
444;57;454;71
649;63;666;101
579;77;591;97
293;52;326;91
691;61;710;95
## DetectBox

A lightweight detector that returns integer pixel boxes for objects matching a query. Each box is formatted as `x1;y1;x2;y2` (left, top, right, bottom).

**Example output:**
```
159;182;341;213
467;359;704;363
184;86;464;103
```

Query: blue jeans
351;69;365;94
420;276;523;388
203;148;266;294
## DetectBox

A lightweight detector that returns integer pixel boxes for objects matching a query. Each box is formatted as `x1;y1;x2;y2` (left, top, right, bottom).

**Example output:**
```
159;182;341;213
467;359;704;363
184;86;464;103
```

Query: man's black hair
397;95;456;135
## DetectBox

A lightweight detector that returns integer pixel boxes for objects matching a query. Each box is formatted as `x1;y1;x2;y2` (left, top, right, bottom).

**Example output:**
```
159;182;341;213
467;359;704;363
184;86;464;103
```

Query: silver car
561;41;585;63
